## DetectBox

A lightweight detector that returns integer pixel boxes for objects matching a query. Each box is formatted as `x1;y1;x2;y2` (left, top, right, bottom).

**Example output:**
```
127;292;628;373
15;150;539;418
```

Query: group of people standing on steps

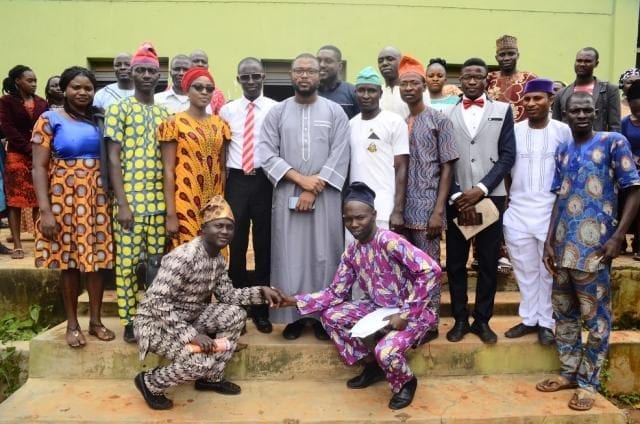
0;33;638;413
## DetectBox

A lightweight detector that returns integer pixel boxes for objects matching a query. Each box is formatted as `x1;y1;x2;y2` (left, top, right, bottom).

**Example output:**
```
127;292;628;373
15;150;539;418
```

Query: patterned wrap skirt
35;158;113;271
4;151;37;208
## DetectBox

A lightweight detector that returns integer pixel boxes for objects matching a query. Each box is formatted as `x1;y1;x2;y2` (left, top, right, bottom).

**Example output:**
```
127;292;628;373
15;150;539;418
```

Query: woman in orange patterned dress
32;67;114;348
159;67;230;248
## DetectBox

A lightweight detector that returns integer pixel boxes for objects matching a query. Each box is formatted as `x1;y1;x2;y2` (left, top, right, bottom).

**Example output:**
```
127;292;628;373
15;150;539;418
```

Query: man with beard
486;35;537;123
444;57;515;345
503;79;571;345
552;47;620;132
259;53;350;341
279;182;441;410
155;54;210;114
94;52;134;110
105;42;170;343
317;45;359;119
536;91;639;411
220;57;278;333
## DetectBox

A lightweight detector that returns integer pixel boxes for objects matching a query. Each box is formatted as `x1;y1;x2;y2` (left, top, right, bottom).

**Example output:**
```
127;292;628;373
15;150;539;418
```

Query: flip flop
66;325;87;348
568;388;596;411
10;248;24;259
536;375;578;392
89;322;116;341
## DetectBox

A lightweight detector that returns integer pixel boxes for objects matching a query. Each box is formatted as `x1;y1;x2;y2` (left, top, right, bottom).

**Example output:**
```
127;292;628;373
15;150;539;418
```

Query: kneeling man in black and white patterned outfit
133;195;282;410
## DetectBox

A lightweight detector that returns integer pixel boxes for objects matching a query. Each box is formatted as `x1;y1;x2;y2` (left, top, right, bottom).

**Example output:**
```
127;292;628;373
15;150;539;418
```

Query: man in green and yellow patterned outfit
105;42;169;342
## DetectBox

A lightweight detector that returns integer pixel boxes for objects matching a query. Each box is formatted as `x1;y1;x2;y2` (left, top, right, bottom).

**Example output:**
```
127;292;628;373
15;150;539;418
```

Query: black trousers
445;196;505;324
224;168;272;319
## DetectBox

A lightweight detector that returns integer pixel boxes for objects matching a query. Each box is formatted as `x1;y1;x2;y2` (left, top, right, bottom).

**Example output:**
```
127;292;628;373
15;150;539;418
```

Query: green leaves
0;305;47;343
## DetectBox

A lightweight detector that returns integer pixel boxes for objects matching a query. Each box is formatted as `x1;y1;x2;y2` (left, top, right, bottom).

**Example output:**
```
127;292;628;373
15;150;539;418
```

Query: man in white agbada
503;78;571;345
259;53;350;341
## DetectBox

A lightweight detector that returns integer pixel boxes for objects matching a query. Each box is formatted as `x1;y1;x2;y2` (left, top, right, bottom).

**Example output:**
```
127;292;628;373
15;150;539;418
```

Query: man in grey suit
552;47;620;132
444;58;516;344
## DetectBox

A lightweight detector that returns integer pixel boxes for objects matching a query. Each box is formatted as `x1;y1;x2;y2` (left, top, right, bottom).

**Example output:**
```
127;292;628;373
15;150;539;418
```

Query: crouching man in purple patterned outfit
280;181;441;410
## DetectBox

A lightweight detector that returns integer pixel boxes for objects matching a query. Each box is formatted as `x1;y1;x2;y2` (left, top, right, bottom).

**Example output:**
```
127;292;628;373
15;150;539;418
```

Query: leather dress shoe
538;327;555;346
470;321;497;344
195;379;241;395
312;321;330;340
282;320;304;340
123;323;136;343
253;316;273;334
389;376;417;410
134;372;173;410
418;329;439;345
504;323;538;338
446;320;470;342
347;361;385;389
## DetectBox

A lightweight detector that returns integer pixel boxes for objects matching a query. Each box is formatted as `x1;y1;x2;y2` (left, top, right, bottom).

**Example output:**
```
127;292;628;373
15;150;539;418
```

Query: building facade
1;0;638;101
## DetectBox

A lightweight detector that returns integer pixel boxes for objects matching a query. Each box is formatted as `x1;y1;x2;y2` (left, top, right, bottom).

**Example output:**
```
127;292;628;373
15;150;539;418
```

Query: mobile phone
288;197;299;210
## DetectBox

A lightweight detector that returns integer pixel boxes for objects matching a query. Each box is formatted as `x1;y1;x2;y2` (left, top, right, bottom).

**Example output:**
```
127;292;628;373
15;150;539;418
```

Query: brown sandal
536;375;578;392
568;388;596;411
10;248;24;259
66;325;86;348
89;321;116;341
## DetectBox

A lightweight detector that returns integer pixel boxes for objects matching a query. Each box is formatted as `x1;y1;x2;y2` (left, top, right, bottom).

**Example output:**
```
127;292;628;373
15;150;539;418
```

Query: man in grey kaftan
259;53;350;339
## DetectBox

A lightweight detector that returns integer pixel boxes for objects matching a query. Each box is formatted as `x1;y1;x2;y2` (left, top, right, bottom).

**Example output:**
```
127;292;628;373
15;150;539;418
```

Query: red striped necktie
242;101;255;174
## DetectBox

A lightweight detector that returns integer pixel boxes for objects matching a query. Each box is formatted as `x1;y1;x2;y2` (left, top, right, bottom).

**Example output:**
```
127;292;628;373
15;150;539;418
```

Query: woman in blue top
620;79;640;259
32;66;115;348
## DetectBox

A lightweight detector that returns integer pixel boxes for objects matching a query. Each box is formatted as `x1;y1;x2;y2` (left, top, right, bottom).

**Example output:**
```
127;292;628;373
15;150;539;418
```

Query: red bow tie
463;98;484;109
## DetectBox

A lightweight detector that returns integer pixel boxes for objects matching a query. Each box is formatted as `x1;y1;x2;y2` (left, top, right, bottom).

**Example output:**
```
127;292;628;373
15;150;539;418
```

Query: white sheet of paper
349;307;400;338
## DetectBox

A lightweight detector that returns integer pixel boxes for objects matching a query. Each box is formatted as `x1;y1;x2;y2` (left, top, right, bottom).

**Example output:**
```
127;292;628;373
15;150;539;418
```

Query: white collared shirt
154;88;212;115
461;94;487;138
219;95;278;169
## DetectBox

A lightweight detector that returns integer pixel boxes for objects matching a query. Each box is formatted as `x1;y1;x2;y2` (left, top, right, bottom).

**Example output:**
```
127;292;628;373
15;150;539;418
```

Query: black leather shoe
417;329;439;346
446;320;470;342
253;316;273;334
312;321;330;340
282;320;304;340
470;321;498;344
389;376;417;410
504;323;538;338
195;379;241;395
538;327;555;346
347;361;385;389
123;323;136;343
134;372;173;410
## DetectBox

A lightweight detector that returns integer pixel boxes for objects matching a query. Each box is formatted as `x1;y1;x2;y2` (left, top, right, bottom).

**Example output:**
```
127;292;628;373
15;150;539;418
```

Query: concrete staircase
0;280;632;422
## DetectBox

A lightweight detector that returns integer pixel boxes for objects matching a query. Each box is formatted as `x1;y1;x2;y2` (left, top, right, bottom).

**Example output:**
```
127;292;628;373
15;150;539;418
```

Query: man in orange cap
398;54;459;343
105;42;170;343
133;195;283;410
377;47;429;119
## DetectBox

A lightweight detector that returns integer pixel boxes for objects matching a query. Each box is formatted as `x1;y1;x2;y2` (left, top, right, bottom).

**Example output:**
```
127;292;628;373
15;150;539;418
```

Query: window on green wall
87;57;169;92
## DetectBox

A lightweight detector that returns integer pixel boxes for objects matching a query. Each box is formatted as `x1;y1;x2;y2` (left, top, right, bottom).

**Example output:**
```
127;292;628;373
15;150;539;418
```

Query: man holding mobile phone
259;53;350;341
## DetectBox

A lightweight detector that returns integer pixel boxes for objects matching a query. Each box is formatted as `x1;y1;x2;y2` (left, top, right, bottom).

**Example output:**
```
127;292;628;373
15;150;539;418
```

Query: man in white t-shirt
93;52;134;110
348;66;409;241
504;78;571;345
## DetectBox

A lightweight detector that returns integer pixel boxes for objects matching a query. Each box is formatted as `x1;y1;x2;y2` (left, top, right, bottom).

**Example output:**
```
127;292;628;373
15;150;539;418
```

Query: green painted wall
1;0;638;100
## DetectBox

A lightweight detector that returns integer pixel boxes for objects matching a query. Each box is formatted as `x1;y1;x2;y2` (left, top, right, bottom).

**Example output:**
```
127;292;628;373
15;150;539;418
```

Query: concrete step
79;290;523;318
29;315;563;381
0;375;625;423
